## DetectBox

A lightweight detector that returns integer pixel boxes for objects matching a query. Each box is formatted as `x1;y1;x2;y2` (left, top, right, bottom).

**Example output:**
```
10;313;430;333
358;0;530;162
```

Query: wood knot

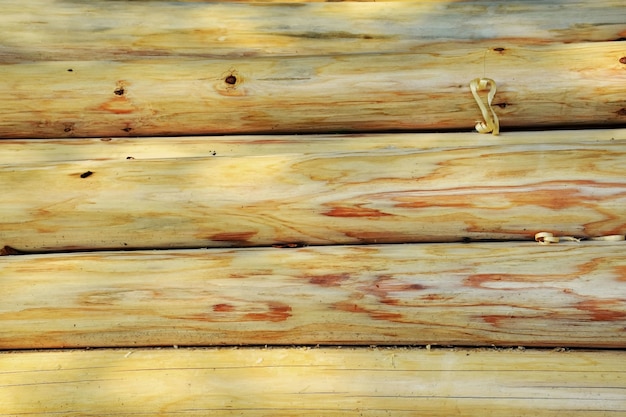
215;69;246;96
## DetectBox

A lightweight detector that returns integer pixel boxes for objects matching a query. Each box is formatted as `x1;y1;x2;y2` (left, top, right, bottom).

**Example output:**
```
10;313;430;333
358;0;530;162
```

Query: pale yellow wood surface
1;42;625;138
1;242;625;348
2;1;625;137
1;129;624;164
1;347;625;416
1;139;625;251
3;0;624;62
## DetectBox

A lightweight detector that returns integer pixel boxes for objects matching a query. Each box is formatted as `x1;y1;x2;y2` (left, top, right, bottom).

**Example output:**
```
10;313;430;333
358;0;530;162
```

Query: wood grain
1;129;624;164
1;242;625;349
1;347;625;416
2;41;625;138
2;1;625;137
3;0;625;62
1;139;625;251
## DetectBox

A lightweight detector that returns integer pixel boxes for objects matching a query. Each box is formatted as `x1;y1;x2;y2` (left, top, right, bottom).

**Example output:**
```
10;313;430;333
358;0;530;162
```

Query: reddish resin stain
97;97;135;114
243;302;292;322
464;260;602;288
364;275;427;306
323;206;391;218
213;303;235;312
500;188;588;211
369;311;403;321
344;231;398;244
334;301;368;314
210;231;257;242
306;273;350;287
614;266;626;281
396;187;584;211
483;300;626;325
467;273;558;288
186;301;291;322
333;301;403;321
576;300;626;321
482;315;509;326
465;274;505;288
395;196;469;209
395;180;625;212
330;275;423;323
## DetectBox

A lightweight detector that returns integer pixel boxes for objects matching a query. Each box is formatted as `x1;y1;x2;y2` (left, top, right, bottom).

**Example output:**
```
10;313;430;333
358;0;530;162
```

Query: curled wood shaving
534;232;577;244
535;232;625;245
470;78;500;135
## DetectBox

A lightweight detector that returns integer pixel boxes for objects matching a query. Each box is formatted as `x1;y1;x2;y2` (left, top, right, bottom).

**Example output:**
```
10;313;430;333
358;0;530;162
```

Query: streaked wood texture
3;1;625;61
1;129;624;164
2;242;625;349
1;1;625;137
2;135;625;251
2;42;625;138
1;347;625;416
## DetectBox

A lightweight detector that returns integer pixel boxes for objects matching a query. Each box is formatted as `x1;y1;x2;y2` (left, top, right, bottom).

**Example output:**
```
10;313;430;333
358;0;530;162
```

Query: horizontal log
1;42;626;138
1;129;624;164
1;242;625;349
1;139;625;251
2;1;625;62
1;347;625;416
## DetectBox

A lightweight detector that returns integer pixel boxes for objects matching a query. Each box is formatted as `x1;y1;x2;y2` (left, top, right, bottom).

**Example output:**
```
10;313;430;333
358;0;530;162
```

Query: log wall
1;1;626;416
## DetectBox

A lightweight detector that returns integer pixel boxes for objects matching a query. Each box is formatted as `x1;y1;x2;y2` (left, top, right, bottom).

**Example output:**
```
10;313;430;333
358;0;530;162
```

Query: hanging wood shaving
535;232;625;245
470;78;500;135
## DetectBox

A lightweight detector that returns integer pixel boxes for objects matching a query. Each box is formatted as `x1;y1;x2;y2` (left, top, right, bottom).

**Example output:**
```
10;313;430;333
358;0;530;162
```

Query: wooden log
3;0;625;62
1;129;624;165
2;41;625;138
1;347;625;416
1;242;625;349
2;1;625;137
0;0;626;63
1;138;625;251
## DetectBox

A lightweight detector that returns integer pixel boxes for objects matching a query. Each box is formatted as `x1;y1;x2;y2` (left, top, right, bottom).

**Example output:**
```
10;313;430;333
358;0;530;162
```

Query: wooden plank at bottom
1;347;625;416
1;241;625;349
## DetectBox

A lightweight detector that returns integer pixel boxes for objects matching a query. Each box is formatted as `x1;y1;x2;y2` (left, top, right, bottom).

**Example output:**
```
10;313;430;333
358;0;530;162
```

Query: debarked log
0;129;624;164
2;0;625;62
1;140;625;251
1;242;624;349
1;42;625;138
0;347;625;416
